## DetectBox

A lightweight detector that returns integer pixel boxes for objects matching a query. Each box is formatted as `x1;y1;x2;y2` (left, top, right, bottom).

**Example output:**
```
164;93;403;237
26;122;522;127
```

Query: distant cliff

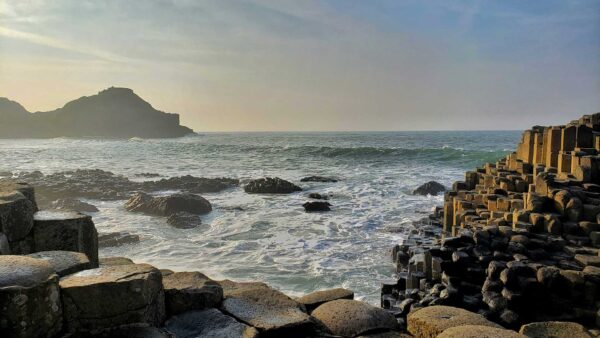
0;87;194;138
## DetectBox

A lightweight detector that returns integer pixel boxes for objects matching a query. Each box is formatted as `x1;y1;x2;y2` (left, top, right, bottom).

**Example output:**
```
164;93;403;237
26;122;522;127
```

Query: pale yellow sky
1;1;598;131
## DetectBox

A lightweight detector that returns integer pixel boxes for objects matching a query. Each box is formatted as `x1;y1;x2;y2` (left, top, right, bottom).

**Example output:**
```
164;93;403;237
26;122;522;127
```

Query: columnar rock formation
383;113;600;335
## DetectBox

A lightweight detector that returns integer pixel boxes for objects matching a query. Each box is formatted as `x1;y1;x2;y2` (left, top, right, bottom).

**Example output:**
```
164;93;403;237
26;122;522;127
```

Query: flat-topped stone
27;250;91;277
163;271;223;315
407;306;503;338
311;299;399;337
0;181;37;209
297;288;354;313
59;263;165;333
0;190;35;243
519;321;592;338
33;210;99;267
0;255;62;337
165;309;259;338
99;256;135;266
438;325;526;338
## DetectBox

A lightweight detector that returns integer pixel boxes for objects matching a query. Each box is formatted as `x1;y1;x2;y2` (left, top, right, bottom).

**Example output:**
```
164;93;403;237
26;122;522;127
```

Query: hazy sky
0;1;599;131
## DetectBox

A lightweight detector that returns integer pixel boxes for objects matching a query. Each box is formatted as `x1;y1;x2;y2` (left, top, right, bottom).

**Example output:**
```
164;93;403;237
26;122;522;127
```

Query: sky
0;0;599;131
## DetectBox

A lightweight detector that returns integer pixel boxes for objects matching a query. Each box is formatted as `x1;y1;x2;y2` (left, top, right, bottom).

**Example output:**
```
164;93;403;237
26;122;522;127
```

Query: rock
575;254;600;267
135;173;161;178
0;233;8;254
140;176;239;194
519;321;592;338
438;325;526;338
27;250;91;277
99;256;135;266
0;255;62;337
83;326;174;338
356;332;413;338
303;201;331;212
311;299;398;337
125;192;212;216
219;280;313;336
162;272;223;316
59;263;165;333
413;181;446;196
98;231;140;248
296;288;354;313
407;305;502;338
308;193;328;200
300;176;338;183
243;177;302;194
0;189;35;244
50;198;99;213
33;210;99;267
165;309;259;338
166;212;202;229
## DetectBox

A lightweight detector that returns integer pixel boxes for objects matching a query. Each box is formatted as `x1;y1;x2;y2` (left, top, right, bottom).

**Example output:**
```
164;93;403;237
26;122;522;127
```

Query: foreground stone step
27;250;91;276
519;321;593;338
163;271;223;316
33;210;99;267
59;263;165;334
165;309;259;338
219;279;314;336
407;305;503;338
297;287;354;313
438;325;526;338
0;255;62;338
311;299;399;337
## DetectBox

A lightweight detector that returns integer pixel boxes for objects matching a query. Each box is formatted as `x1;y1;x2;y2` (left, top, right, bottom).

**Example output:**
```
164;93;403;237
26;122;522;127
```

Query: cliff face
0;87;194;138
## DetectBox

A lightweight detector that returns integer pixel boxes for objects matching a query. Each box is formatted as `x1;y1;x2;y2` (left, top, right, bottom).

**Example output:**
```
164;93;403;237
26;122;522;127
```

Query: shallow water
0;131;520;303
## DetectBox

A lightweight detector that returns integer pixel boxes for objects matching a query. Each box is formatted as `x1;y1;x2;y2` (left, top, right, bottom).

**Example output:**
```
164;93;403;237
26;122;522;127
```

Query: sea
0;131;520;304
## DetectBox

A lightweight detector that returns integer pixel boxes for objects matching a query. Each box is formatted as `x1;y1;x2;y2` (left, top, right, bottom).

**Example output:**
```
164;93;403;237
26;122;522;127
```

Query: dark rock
125;192;212;216
162;272;223;316
99;257;134;266
308;193;328;200
50;198;99;213
303;201;331;212
300;176;338;183
140;176;238;194
413;181;446;196
165;309;259;338
243;177;302;194
0;188;35;244
166;212;202;229
98;231;140;248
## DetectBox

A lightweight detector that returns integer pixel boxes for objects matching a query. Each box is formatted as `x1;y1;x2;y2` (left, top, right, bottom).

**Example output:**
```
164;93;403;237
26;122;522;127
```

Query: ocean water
0;131;520;303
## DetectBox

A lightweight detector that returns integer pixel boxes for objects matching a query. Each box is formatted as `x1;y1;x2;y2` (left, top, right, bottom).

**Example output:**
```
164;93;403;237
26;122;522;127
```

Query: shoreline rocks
303;201;332;212
124;192;212;216
243;177;302;194
413;181;446;196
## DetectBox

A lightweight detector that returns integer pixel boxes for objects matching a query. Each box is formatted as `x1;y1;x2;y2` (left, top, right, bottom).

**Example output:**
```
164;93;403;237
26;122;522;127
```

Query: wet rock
438;325;526;338
300;176;338;183
297;288;354;313
165;308;259;338
308;192;328;200
27;250;91;277
59;263;165;334
311;299;399;337
162;272;223;316
413;181;447;196
140;176;238;194
125;192;212;216
166;212;202;229
303;201;331;212
33;210;99;267
0;189;35;244
135;173;161;178
243;177;302;194
0;255;62;337
407;305;502;338
99;256;134;266
519;321;592;338
98;231;140;248
50;198;99;213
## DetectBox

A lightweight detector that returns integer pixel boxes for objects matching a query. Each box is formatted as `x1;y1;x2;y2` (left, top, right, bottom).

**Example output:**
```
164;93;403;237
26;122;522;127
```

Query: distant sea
0;131;520;303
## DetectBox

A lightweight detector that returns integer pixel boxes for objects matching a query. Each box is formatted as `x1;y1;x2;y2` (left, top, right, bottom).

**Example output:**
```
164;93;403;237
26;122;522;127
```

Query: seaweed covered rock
243;177;302;194
125;192;212;216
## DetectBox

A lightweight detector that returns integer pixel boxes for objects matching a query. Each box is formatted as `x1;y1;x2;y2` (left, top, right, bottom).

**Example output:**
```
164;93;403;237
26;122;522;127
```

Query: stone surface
99;256;135;266
0;255;62;337
166;212;202;229
98;231;140;248
125;192;212;216
300;176;338;183
407;306;502;338
519;321;592;338
165;309;259;338
438;325;526;338
33;210;99;267
296;287;354;313
50;198;99;213
162;271;223;315
302;201;332;212
82;326;174;338
27;250;91;276
243;177;302;194
0;190;35;243
413;181;447;196
59;263;165;333
311;299;399;337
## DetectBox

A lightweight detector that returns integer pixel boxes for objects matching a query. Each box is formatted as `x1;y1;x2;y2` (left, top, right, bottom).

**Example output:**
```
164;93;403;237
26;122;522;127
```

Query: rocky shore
382;113;600;337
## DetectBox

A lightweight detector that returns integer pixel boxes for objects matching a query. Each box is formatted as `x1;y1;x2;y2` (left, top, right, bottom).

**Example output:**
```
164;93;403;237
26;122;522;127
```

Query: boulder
300;176;338;183
98;231;140;248
166;212;202;229
438;325;526;338
0;233;9;254
0;255;62;337
219;280;313;336
407;306;502;338
303;201;332;212
519;321;592;338
125;192;212;216
311;299;398;337
297;288;354;313
32;210;99;267
165;309;259;338
308;193;328;200
0;189;35;246
99;256;135;266
413;181;446;196
162;272;223;316
50;198;99;213
59;263;165;333
243;177;302;194
27;250;91;276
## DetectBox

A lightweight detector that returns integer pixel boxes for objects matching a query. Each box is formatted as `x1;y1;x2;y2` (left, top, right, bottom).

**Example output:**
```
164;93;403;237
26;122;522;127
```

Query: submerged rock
98;231;140;248
165;309;259;338
300;176;338;183
308;192;329;200
412;181;446;196
303;201;332;212
166;212;202;229
124;192;212;216
51;198;99;213
243;177;302;194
